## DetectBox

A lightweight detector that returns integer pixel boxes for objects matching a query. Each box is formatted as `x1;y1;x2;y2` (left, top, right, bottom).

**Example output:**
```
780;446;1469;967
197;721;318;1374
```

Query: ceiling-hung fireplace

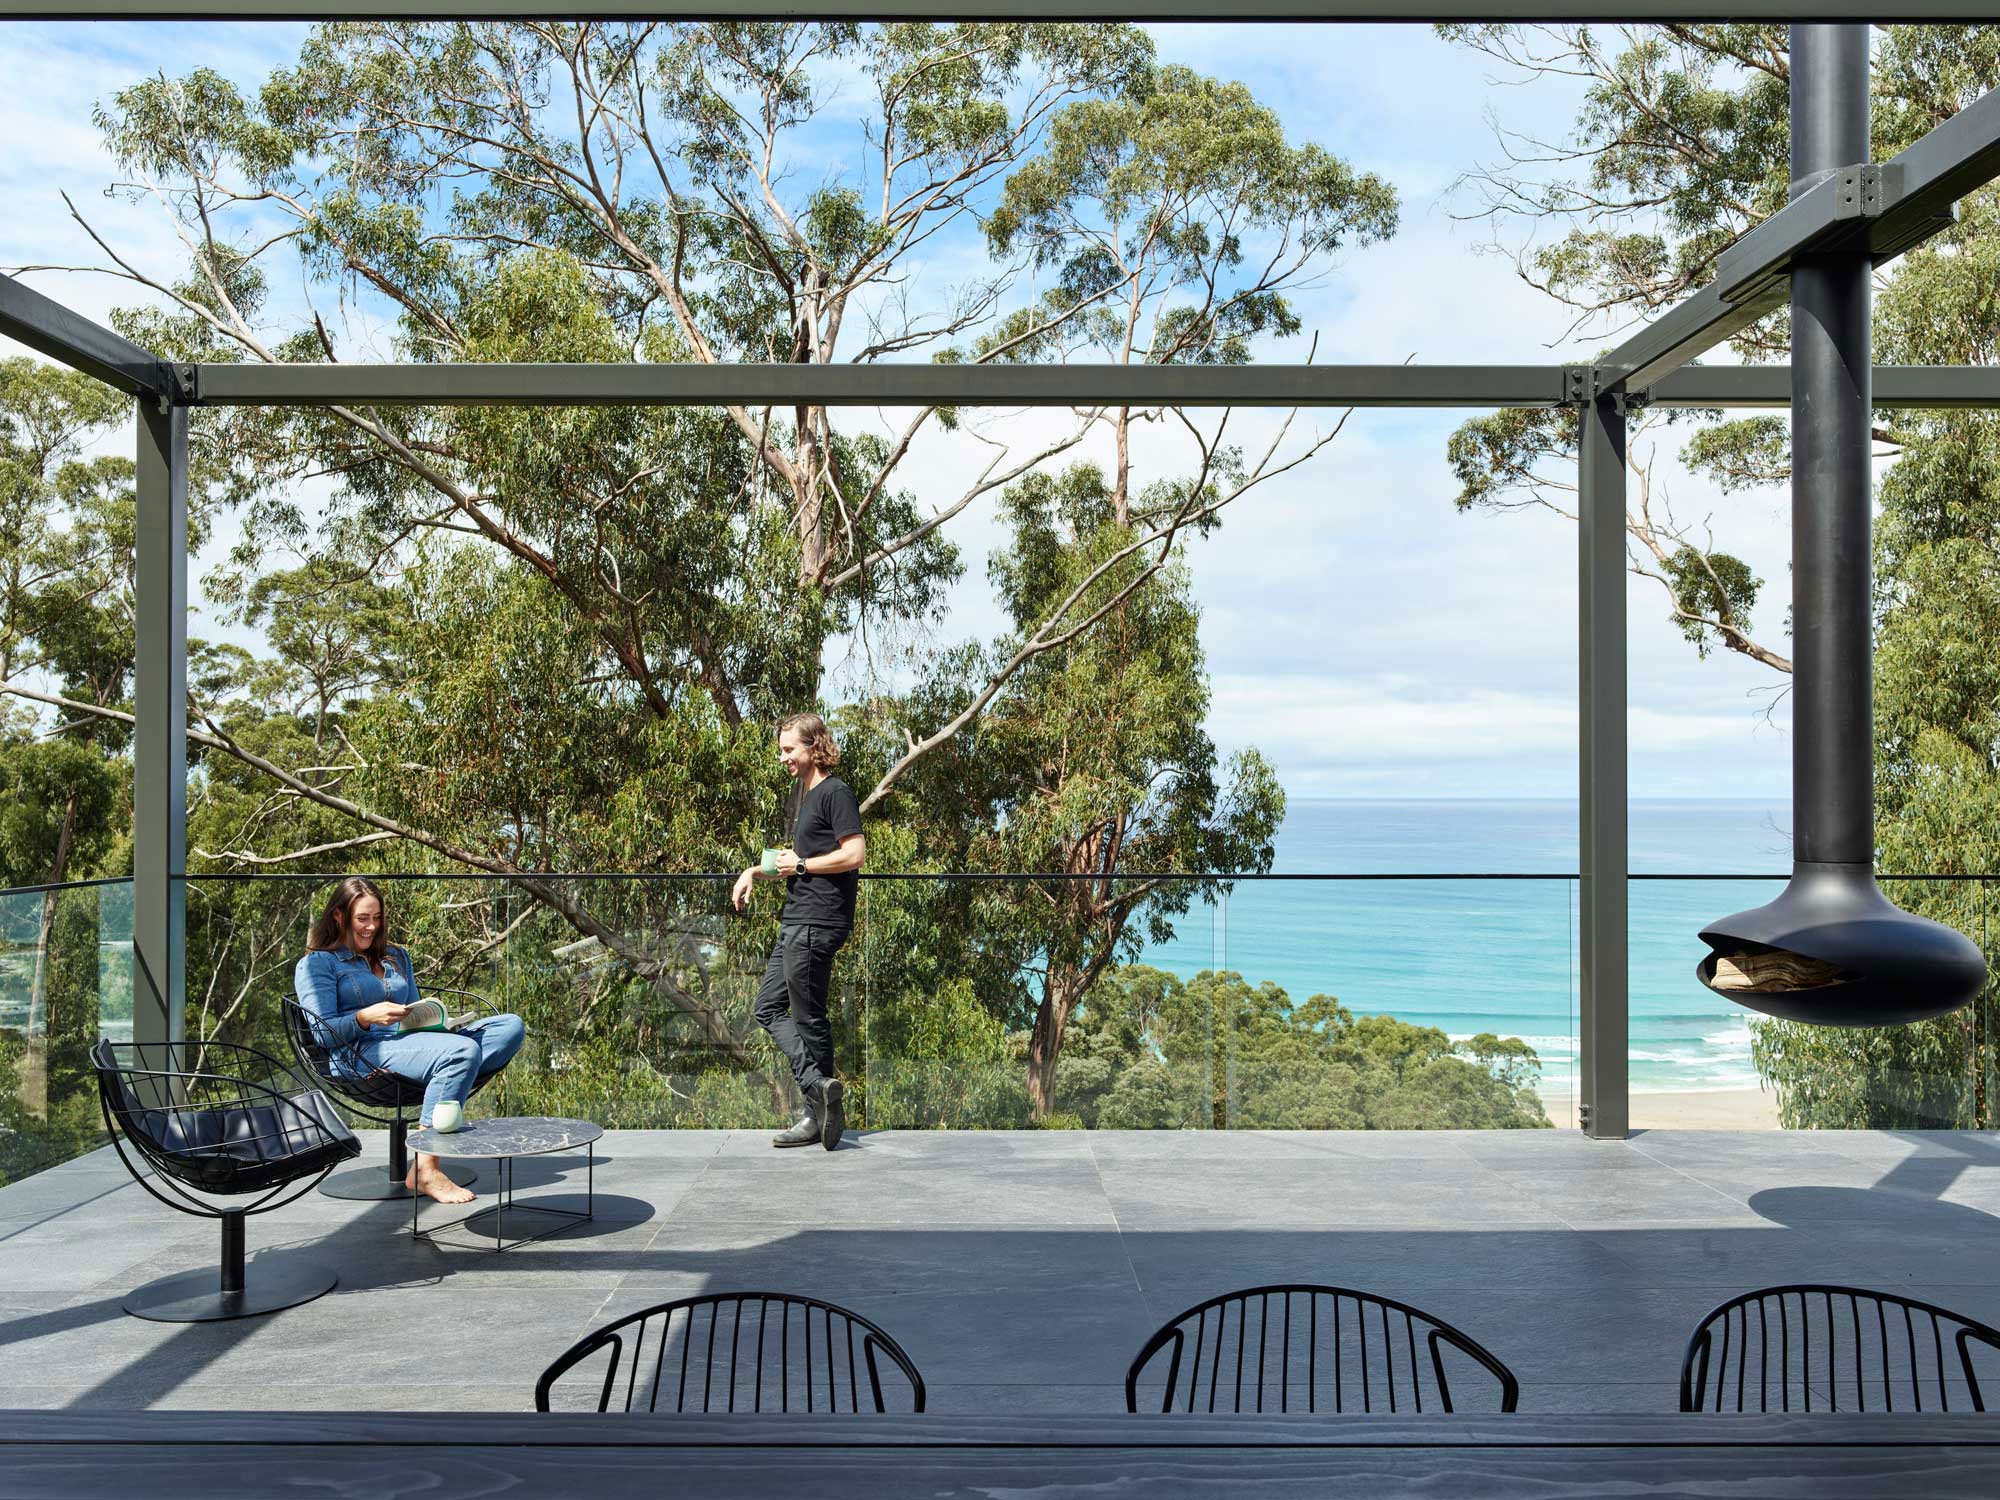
1697;25;1987;1027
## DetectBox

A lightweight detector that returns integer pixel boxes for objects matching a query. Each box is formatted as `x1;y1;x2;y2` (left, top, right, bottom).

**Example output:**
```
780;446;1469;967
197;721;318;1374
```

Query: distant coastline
1138;797;1793;1103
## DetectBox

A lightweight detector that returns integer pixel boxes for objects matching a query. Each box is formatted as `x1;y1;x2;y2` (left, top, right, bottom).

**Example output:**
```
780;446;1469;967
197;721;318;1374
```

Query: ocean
1135;799;1804;1101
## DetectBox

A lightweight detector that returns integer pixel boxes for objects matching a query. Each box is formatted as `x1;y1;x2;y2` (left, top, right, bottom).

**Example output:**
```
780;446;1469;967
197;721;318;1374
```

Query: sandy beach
1540;1087;1781;1130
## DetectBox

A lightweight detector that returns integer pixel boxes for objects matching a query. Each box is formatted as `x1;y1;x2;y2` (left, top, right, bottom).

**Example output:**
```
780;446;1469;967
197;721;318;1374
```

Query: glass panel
178;869;2000;1135
1627;876;1785;1130
1153;876;1565;1130
0;880;126;1184
1741;876;1987;1130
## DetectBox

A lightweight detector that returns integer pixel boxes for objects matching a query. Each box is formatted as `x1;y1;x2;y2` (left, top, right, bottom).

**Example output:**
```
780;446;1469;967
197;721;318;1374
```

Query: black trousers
753;923;846;1105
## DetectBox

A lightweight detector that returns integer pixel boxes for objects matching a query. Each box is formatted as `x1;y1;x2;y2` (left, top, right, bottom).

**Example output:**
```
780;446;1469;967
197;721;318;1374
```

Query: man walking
733;711;865;1150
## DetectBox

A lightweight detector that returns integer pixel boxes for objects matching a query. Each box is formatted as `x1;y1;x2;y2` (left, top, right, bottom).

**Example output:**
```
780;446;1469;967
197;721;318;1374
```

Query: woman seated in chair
294;876;525;1205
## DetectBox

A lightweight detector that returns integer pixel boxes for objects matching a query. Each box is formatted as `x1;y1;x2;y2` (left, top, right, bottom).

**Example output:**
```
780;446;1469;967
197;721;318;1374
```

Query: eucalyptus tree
7;23;1400;1118
1435;23;2000;1124
891;462;1287;1117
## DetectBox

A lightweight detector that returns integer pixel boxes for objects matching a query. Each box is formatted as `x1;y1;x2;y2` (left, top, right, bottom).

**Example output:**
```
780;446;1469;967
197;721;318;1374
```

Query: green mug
760;847;782;875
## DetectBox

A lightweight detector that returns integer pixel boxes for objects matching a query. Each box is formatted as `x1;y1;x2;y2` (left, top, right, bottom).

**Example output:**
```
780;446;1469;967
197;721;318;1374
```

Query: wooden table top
4;1408;1996;1499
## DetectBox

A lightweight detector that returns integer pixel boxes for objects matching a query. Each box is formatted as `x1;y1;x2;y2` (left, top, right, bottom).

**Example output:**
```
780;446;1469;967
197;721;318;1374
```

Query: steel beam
188;361;1570;409
1599;83;1999;394
191;360;2000;412
1874;72;2000;255
0;276;180;402
0;1;1993;18
1648;365;2000;409
1602;176;1903;395
1577;389;1628;1141
133;402;187;1052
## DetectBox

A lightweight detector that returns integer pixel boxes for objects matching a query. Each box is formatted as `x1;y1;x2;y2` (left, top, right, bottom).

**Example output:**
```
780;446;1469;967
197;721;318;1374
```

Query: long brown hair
306;876;393;966
780;711;839;769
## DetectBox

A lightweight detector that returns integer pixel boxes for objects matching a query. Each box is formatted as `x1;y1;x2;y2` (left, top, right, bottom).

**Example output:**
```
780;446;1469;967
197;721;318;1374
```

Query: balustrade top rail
5;871;1994;901
169;870;1986;882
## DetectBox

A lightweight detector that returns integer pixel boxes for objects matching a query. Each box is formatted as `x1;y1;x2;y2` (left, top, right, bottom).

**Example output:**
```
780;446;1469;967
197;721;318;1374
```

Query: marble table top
406;1116;604;1159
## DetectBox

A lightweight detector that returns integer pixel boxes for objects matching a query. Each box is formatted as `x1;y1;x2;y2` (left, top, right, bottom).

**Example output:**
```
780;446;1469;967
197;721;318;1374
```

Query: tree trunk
1026;974;1081;1119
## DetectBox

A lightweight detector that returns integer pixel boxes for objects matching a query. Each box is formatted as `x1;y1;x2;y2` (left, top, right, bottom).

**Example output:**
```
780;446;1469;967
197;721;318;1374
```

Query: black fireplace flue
1696;25;1987;1027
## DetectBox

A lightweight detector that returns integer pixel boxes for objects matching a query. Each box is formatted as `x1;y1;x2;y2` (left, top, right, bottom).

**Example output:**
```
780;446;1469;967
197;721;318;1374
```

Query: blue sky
0;22;1799;805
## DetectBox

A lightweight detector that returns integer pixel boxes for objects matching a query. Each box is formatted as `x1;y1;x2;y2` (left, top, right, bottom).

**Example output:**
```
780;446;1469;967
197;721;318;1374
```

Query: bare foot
414;1165;475;1205
404;1163;417;1193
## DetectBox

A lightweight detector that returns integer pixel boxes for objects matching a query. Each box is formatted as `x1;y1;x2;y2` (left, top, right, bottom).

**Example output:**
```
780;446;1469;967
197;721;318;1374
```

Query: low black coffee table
405;1116;603;1251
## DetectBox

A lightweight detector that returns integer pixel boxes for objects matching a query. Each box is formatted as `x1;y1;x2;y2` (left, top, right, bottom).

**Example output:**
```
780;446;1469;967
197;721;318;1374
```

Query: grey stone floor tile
1254;1131;1487;1163
0;1219;215;1310
1475;1153;1667;1179
1098;1167;1549;1231
0;1167;138;1223
8;1128;2000;1414
669;1165;1117;1227
1806;1130;2000;1162
1458;1136;1658;1171
1120;1225;1625;1307
706;1132;1094;1169
560;1128;729;1158
1575;1221;2000;1291
127;1283;617;1386
621;1223;1139;1297
1501;1169;1764;1226
1627;1128;1847;1162
1085;1132;1388;1163
1387;1284;1724;1384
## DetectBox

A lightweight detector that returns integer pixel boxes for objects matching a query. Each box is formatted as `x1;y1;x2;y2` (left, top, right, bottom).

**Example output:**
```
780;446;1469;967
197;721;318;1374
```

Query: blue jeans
352;1014;526;1127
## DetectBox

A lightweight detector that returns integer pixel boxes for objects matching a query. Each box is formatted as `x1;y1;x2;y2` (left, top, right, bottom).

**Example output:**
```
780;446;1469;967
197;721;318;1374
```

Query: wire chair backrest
536;1293;927;1414
1682;1284;2000;1413
90;1038;356;1199
1127;1284;1520;1414
281;997;340;1082
282;989;499;1121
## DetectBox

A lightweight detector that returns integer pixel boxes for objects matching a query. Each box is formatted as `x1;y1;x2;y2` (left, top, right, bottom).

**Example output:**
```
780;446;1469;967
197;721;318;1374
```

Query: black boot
814;1078;846;1151
771;1113;821;1148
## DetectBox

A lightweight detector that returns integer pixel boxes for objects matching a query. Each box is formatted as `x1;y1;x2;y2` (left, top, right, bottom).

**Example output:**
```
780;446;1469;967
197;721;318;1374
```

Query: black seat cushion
140;1089;361;1194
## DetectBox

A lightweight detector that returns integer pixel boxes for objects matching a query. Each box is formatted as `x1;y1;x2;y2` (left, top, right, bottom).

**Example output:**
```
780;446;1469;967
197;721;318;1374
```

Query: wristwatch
793;855;808;877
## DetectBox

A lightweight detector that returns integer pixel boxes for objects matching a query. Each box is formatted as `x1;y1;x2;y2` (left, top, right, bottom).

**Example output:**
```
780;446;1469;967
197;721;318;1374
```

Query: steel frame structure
3;13;1999;1139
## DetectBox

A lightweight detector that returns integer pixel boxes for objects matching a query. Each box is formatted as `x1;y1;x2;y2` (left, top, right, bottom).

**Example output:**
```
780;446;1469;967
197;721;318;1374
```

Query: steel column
133;402;187;1050
1790;24;1874;870
1577;390;1629;1140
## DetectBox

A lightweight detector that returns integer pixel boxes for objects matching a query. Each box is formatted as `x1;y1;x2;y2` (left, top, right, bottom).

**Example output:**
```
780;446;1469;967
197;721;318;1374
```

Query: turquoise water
1135;799;1807;1098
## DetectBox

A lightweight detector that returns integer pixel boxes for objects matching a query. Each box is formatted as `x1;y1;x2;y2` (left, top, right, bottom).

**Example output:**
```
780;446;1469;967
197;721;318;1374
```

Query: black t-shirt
780;774;864;932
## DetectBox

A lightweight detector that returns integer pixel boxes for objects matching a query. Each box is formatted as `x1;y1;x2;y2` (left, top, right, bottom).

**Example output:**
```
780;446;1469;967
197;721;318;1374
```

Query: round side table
405;1116;603;1251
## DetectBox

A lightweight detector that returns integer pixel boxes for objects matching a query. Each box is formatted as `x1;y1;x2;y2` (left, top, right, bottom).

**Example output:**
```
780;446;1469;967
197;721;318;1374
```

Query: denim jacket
294;945;419;1054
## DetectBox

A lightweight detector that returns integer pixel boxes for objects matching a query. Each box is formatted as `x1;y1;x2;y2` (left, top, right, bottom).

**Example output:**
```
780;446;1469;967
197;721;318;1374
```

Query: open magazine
396;997;475;1035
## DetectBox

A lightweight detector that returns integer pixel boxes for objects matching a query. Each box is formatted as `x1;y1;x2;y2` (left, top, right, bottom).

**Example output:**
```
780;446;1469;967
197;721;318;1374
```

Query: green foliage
1660;546;1763;659
0;24;1571;1174
982;64;1396;368
1052;967;1549;1131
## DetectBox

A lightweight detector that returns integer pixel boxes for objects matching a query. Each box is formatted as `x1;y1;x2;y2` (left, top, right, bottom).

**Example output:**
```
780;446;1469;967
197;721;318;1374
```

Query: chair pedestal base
319;1115;477;1200
124;1260;339;1323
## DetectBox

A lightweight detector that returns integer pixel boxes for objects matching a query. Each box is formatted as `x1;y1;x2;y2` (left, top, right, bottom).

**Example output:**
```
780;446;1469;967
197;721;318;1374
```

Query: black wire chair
536;1292;927;1414
1681;1284;2000;1413
91;1037;361;1322
1127;1284;1521;1414
282;986;504;1200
